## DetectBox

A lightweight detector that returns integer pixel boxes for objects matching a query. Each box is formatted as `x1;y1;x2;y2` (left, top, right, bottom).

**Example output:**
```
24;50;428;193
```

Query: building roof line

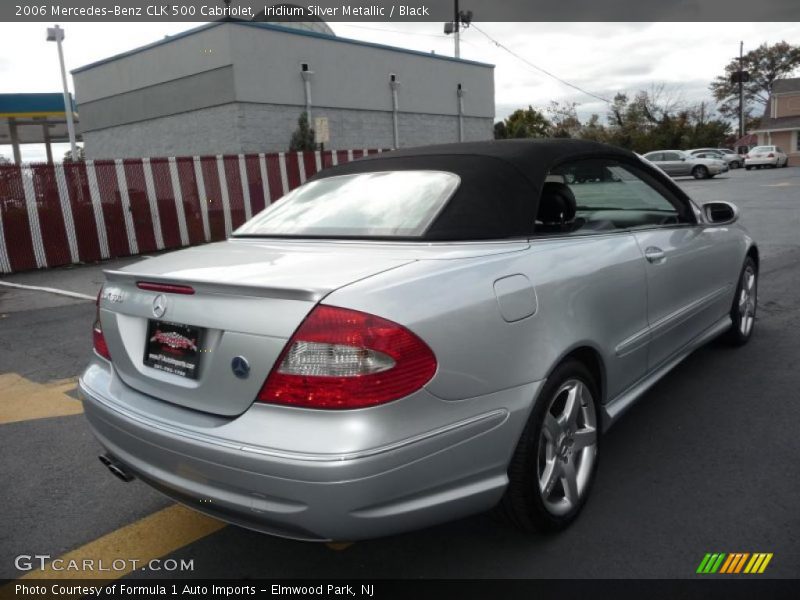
72;21;494;75
72;23;220;74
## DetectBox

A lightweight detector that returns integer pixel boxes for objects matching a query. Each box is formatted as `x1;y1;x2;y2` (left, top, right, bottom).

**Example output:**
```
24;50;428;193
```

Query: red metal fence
0;149;382;274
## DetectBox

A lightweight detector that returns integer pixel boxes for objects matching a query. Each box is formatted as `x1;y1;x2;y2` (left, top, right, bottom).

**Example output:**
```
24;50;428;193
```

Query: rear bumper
745;157;778;166
79;362;539;541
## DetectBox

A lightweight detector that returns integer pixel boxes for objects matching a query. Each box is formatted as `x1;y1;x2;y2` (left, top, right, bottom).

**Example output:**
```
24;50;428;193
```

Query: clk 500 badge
101;288;125;303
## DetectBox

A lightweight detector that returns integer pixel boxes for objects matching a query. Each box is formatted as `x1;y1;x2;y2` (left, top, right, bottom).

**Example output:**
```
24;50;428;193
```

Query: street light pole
47;25;78;160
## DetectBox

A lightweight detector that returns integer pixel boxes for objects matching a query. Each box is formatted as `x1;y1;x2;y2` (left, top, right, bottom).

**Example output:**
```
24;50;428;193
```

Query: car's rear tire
692;165;709;179
498;359;600;533
724;256;757;346
745;165;752;171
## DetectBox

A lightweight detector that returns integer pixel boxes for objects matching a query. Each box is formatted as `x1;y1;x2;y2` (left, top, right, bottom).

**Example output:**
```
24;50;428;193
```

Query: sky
1;20;798;162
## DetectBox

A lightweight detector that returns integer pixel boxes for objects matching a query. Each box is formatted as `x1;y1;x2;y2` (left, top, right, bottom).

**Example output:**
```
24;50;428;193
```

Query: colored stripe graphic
696;553;712;573
733;553;749;573
698;552;772;574
719;554;735;574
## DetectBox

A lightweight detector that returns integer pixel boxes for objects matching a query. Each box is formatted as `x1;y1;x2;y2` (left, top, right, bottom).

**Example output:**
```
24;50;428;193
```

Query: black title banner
3;0;799;22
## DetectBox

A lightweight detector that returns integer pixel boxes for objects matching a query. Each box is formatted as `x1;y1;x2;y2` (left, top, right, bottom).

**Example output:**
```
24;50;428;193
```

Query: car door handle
644;247;666;264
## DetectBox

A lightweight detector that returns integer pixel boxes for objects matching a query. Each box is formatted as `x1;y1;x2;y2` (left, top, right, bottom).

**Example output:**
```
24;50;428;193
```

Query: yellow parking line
15;504;225;581
0;373;82;425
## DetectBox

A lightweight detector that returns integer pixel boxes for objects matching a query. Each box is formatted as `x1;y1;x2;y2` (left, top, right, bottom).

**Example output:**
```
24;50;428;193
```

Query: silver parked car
642;149;727;179
688;147;743;169
80;140;758;540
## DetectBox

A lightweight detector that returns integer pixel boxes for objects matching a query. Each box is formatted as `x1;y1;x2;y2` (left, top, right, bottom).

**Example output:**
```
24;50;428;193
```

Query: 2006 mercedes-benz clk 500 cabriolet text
79;140;758;540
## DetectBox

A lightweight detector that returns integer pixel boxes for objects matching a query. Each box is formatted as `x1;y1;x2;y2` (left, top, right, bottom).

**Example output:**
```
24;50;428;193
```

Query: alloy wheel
537;379;598;516
738;265;757;337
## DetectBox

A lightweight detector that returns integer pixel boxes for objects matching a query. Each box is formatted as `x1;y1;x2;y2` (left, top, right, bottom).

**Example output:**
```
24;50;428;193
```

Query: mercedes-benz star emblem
152;294;167;318
231;356;250;379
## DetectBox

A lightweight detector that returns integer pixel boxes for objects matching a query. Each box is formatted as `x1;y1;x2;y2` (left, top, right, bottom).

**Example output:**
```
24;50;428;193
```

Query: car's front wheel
724;256;757;346
499;359;599;532
692;165;709;179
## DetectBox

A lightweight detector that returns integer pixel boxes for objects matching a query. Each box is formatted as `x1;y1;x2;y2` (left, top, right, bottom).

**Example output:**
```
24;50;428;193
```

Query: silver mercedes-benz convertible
80;139;758;540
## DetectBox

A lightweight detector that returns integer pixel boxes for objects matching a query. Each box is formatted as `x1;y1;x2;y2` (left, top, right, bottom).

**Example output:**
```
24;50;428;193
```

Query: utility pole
454;0;460;58
738;41;744;139
730;42;749;141
444;0;472;59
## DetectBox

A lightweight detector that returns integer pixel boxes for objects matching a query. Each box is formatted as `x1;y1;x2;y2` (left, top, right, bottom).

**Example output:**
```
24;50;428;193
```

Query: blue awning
0;93;77;118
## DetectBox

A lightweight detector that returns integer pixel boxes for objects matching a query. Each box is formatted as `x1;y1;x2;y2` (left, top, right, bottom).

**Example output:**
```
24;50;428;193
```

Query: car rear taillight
767;153;775;158
257;305;437;409
93;288;111;361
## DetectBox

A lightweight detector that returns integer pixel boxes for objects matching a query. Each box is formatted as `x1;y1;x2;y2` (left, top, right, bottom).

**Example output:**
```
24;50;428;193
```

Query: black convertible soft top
309;139;686;240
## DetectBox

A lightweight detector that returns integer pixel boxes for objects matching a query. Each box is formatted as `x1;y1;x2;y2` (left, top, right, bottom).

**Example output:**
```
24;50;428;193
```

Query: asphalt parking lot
1;166;799;581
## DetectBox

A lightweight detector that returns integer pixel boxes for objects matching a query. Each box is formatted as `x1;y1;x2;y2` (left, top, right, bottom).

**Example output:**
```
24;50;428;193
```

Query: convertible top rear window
234;140;694;241
234;170;460;238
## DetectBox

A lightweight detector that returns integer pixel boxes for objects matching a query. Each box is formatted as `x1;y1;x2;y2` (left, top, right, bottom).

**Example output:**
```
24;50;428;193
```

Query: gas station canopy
0;93;81;163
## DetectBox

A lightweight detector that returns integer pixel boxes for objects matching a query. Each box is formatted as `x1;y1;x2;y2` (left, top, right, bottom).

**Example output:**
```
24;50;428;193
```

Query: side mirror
703;201;739;225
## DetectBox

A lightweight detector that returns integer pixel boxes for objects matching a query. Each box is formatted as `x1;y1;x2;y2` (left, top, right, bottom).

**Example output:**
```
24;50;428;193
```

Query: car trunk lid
99;240;419;416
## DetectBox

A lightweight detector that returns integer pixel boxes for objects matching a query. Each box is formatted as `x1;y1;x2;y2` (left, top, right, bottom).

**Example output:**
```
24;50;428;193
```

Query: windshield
234;170;460;238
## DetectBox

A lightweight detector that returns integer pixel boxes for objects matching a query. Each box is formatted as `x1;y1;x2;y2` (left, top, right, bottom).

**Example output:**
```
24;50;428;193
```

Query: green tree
289;111;316;151
495;106;550;139
545;101;582;138
493;121;508;139
604;87;729;153
578;113;609;143
684;102;731;148
709;41;800;121
63;146;85;162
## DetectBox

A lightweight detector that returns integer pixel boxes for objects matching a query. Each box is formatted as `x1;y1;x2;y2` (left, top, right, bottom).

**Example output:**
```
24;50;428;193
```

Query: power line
471;24;612;104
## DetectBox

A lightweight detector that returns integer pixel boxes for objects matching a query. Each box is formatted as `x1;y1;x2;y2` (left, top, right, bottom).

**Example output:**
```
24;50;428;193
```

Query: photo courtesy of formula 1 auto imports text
0;0;798;598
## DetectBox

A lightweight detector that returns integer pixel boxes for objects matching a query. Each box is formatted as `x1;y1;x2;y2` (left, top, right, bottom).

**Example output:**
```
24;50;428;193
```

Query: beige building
752;78;800;166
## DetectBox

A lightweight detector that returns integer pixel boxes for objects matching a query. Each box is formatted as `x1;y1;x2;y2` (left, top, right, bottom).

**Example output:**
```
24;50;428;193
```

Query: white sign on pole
314;117;330;144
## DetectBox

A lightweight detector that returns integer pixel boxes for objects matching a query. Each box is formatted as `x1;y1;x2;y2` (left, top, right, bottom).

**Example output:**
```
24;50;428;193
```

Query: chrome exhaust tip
99;454;135;483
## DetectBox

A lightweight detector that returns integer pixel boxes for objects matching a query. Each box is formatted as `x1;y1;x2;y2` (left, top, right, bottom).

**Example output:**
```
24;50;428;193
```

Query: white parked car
744;146;789;169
